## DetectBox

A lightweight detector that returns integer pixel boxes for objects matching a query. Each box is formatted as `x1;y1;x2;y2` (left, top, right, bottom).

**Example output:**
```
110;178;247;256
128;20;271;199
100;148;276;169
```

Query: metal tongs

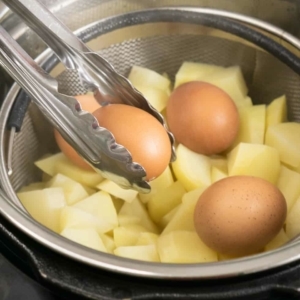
0;0;175;193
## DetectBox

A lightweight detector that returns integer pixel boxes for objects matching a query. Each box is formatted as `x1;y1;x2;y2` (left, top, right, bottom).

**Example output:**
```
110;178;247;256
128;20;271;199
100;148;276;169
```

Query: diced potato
73;191;118;231
240;96;253;108
157;231;217;263
162;196;199;235
82;185;97;195
100;234;116;253
42;172;52;182
55;157;103;187
119;198;158;233
201;66;248;107
232;105;266;148
135;232;159;246
35;152;68;176
118;214;141;226
265;122;300;169
147;181;186;224
286;196;300;239
18;182;46;192
17;188;66;233
113;225;149;247
97;179;137;203
60;206;114;234
159;205;180;229
139;166;174;204
277;165;300;212
61;228;107;252
134;84;169;112
211;166;227;183
112;197;124;213
46;173;89;205
172;144;211;191
181;186;207;205
227;143;280;184
128;66;170;91
174;61;225;88
264;229;289;251
209;155;228;174
266;95;287;130
114;244;160;262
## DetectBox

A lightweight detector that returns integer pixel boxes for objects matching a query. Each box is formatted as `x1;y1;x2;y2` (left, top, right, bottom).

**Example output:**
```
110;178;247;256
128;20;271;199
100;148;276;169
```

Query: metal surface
0;5;300;280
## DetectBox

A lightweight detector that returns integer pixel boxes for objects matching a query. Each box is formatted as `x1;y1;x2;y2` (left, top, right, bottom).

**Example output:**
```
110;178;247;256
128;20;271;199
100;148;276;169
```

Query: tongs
0;0;175;193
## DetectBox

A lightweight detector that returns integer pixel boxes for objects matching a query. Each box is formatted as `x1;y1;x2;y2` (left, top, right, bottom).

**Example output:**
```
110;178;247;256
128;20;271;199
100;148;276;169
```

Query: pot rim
1;7;300;280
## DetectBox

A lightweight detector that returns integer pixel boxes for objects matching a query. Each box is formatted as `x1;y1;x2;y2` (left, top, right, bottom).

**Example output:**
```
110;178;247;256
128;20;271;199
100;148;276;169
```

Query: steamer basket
0;7;300;280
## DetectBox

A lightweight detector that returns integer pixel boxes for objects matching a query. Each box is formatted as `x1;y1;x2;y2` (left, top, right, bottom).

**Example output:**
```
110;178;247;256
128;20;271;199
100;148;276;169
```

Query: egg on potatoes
166;81;239;155
93;104;171;181
194;176;287;256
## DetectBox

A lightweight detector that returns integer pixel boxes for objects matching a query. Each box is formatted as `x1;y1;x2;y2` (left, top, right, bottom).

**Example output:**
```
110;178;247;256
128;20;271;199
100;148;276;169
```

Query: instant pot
1;0;300;299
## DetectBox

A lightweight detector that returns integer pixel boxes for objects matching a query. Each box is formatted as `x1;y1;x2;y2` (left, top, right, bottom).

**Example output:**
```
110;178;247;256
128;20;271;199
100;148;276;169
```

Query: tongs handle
2;0;176;138
2;0;88;67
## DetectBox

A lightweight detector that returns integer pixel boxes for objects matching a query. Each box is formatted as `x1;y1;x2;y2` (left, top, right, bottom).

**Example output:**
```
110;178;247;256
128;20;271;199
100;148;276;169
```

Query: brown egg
54;94;101;170
166;81;239;155
194;176;287;256
93;104;171;180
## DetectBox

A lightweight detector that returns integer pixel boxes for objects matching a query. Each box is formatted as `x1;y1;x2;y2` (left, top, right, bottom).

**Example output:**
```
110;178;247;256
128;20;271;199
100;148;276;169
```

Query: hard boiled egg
194;176;287;256
167;81;239;155
93;104;171;181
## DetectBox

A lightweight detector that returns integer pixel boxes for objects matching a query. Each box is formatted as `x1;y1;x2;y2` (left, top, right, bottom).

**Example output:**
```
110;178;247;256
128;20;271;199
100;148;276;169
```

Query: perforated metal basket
0;4;300;279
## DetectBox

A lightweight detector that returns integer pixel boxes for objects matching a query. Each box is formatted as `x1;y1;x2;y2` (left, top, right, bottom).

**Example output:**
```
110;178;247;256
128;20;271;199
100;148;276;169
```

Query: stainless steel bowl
0;0;300;280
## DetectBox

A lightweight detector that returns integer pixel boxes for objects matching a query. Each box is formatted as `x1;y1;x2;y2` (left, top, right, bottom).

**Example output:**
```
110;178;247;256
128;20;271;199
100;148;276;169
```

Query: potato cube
139;166;174;204
119;198;158;233
266;95;287;130
264;229;288;251
201;66;248;107
118;214;141;226
174;61;224;88
60;206;114;234
18;182;46;192
232;104;266;148
128;66;170;91
17;188;66;233
55;157;103;187
147;181;186;224
35;152;67;176
97;179;137;203
73;191;118;231
209;155;228;174
46;173;89;205
134;84;169;112
157;231;217;263
227;143;280;184
113;225;149;247
61;228;107;252
135;232;159;246
277;165;300;212
114;244;160;262
159;205;180;229
100;234;116;253
172;144;211;191
265;122;300;169
286;195;300;239
162;196;199;235
181;186;207;205
211;166;227;183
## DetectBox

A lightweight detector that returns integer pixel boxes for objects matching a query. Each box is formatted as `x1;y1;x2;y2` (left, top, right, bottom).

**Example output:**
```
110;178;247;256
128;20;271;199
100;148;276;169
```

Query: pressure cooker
1;0;300;299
